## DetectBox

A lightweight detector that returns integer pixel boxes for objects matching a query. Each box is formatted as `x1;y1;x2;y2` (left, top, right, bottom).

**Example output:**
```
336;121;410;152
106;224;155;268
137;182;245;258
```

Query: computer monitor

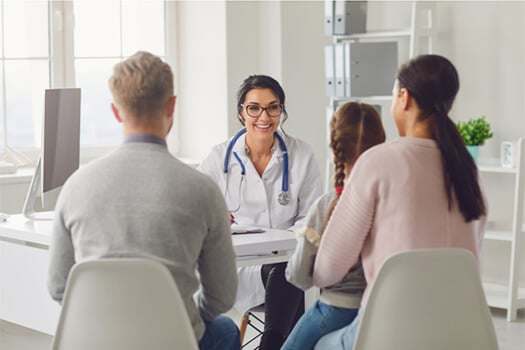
22;88;81;219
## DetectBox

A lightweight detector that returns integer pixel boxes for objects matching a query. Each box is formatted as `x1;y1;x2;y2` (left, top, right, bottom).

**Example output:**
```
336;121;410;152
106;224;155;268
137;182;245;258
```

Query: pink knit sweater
313;137;486;306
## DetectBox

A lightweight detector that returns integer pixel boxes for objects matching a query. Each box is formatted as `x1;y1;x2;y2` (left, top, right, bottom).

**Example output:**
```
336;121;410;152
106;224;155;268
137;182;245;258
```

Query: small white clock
501;141;515;168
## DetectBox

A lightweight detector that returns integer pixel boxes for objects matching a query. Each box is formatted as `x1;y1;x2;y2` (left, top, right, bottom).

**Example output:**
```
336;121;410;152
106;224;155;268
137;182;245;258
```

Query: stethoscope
223;128;289;207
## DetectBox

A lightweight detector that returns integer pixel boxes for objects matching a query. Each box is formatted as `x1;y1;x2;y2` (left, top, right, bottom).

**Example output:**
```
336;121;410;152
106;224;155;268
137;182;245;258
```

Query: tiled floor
1;309;523;350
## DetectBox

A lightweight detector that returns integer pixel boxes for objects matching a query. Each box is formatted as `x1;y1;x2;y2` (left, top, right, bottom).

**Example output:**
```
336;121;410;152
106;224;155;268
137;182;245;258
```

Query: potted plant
455;116;494;162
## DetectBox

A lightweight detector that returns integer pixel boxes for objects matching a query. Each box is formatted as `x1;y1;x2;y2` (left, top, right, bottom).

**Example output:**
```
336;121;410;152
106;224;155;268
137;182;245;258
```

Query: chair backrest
353;248;498;350
51;258;199;350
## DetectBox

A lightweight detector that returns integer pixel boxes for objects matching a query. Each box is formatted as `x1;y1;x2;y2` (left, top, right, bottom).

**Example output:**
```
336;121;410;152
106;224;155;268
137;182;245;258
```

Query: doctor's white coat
198;131;323;314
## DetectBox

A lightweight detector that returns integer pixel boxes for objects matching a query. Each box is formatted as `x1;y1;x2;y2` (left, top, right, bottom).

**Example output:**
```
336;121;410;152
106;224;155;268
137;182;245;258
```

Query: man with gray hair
48;51;240;350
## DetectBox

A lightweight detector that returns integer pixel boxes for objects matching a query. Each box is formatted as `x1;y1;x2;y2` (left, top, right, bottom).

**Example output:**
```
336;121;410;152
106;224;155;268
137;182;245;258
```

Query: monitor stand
21;158;53;221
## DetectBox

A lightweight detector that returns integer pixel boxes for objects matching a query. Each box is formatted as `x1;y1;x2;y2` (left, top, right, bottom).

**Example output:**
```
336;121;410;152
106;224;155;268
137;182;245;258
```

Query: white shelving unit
324;1;435;189
478;138;525;321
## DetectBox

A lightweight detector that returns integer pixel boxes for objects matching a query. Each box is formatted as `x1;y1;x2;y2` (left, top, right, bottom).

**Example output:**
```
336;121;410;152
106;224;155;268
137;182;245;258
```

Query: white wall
173;0;229;159
435;1;525;156
224;0;283;136
279;1;328;186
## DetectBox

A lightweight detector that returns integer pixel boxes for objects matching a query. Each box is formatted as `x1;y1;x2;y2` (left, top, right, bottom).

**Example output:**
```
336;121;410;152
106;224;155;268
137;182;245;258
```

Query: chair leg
239;313;249;344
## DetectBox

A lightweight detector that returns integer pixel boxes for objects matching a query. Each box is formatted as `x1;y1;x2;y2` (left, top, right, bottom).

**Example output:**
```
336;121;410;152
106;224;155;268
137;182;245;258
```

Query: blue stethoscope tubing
223;128;289;205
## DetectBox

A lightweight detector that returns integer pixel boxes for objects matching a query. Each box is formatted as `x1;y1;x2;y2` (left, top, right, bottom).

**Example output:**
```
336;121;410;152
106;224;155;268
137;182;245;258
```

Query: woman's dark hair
236;74;288;125
397;54;485;222
324;102;386;226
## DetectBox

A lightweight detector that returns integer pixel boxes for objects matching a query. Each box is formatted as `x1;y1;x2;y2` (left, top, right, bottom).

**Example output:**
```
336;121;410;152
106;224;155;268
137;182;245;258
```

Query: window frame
0;0;179;166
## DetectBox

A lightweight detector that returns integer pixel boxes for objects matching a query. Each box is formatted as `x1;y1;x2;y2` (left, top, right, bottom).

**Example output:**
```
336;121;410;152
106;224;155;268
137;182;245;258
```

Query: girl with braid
282;102;386;350
313;54;487;350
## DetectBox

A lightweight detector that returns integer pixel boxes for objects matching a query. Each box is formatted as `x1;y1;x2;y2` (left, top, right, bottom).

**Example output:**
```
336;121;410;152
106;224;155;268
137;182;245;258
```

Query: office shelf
478;157;519;174
479;138;525;321
335;29;411;41
484;222;525;242
483;282;525;310
485;229;514;242
324;1;436;190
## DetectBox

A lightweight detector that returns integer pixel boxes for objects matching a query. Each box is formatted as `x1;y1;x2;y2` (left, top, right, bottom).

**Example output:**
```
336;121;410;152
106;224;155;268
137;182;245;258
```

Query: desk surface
0;214;297;256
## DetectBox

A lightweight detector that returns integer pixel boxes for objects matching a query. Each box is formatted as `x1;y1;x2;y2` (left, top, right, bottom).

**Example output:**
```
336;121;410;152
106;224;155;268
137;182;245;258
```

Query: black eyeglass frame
239;103;284;118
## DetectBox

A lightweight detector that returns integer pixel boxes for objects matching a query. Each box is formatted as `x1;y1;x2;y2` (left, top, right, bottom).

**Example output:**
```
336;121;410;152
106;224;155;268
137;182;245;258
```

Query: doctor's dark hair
324;102;386;227
397;54;485;222
236;74;288;126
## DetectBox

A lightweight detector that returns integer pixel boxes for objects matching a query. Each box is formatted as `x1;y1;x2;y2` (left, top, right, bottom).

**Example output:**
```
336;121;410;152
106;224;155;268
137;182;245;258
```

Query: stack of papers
230;224;265;235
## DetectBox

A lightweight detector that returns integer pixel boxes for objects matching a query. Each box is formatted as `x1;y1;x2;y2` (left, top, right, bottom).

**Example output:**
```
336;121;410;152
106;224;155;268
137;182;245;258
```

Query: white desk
0;214;298;335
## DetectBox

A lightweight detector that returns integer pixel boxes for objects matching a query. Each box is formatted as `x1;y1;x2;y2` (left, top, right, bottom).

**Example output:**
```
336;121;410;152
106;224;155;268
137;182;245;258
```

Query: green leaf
455;116;493;146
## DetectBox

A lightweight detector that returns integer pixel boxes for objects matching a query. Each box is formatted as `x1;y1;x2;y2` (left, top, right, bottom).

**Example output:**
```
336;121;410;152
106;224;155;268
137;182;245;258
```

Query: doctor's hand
229;211;236;225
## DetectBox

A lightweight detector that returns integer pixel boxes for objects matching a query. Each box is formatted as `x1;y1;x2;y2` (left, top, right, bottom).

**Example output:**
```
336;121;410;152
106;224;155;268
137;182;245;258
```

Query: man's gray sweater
48;140;238;340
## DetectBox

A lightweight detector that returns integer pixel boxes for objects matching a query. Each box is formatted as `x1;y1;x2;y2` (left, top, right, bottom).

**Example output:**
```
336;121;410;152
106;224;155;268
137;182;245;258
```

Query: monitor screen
41;88;81;207
22;88;81;218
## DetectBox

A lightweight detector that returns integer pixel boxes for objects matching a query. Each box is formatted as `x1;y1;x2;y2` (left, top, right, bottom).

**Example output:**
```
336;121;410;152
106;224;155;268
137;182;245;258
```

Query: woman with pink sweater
312;54;487;349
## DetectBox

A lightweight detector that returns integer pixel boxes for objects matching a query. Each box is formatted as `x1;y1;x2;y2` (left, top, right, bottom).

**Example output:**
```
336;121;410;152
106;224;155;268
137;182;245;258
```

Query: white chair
51;258;199;350
353;248;499;350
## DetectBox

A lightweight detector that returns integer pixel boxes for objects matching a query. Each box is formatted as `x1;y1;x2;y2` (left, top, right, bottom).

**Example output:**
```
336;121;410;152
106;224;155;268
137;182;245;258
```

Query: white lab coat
198;131;323;314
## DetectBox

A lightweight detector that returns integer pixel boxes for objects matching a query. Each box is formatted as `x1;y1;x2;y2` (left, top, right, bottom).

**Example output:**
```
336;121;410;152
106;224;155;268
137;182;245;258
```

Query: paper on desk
230;224;266;235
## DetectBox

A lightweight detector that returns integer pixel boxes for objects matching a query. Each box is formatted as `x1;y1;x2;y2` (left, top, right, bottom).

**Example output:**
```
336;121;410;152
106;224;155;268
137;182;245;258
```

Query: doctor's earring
237;114;246;126
281;111;288;125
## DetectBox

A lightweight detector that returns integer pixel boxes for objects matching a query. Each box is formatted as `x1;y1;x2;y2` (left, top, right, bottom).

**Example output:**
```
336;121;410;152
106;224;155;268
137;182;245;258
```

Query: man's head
109;51;175;136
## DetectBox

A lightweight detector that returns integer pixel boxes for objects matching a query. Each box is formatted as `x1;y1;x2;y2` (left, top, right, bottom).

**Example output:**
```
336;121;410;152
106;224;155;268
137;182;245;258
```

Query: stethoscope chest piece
278;191;289;206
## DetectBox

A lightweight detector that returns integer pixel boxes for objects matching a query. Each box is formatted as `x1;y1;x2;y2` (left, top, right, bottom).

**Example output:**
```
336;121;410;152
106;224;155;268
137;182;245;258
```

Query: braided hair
324;102;386;226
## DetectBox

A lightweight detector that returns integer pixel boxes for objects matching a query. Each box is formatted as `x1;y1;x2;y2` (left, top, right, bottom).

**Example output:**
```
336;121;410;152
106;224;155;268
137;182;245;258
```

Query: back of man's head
109;51;173;118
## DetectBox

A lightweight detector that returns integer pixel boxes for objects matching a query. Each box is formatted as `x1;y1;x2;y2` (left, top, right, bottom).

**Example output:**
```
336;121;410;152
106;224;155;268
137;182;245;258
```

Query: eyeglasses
241;104;283;118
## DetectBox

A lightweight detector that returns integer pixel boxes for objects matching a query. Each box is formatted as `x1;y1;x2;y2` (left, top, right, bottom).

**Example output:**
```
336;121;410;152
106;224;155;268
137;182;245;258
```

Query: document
231;224;266;235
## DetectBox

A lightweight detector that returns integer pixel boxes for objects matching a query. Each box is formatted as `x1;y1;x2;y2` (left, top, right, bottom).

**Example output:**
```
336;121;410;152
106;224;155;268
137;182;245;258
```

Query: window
0;0;50;152
0;0;173;161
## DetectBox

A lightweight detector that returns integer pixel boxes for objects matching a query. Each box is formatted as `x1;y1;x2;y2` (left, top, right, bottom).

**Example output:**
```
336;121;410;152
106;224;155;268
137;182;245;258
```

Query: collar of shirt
124;134;167;147
233;131;285;158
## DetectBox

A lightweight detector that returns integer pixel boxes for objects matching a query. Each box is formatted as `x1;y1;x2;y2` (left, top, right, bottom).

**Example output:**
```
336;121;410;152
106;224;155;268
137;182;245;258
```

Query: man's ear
167;95;176;117
111;103;123;123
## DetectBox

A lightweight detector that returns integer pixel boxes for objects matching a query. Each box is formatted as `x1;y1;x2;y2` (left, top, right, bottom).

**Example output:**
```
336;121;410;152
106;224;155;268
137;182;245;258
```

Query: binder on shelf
324;0;335;35
334;43;345;97
324;45;336;97
343;42;351;97
334;1;367;35
344;42;398;97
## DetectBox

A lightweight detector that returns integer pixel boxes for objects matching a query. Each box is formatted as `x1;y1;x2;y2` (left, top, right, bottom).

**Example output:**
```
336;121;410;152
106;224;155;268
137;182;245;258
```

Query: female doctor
198;74;323;349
